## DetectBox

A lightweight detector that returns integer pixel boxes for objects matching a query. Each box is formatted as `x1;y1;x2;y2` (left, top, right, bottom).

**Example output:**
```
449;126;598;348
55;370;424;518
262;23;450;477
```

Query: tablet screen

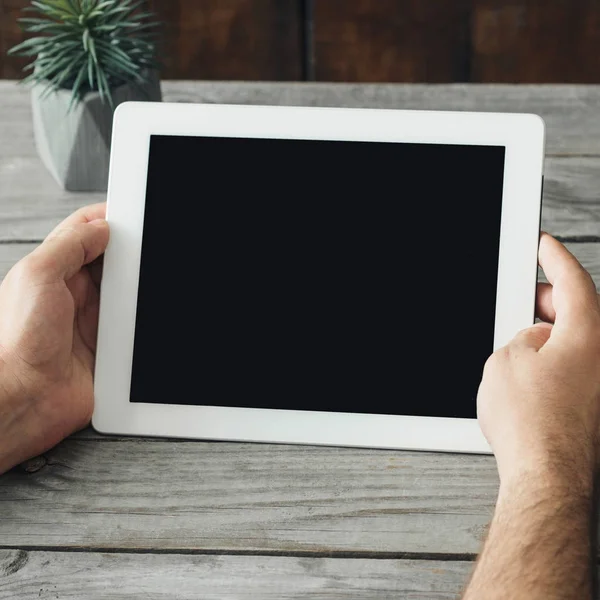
130;135;505;419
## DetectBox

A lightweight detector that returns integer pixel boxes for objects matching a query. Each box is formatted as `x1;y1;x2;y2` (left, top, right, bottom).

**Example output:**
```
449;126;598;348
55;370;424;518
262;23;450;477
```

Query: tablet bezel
92;102;545;454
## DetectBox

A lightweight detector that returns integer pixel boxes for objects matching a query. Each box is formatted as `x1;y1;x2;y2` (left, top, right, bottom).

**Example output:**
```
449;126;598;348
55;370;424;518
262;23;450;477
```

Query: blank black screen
130;135;505;418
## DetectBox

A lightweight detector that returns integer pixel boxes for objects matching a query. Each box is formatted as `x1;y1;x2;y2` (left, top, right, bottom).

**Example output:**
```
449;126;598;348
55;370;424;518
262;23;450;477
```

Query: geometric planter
31;70;161;191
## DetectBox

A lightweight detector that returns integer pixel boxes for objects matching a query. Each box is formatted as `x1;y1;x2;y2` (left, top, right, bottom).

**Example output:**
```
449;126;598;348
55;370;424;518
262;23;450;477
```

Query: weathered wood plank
0;439;498;554
0;550;471;599
3;81;600;156
539;243;600;289
1;243;598;292
0;156;105;241
542;157;600;238
0;243;36;277
0;153;599;241
2;81;600;240
167;82;600;156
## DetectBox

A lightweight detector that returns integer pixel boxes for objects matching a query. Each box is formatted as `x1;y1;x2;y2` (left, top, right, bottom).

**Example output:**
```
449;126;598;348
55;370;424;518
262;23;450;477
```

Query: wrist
498;429;597;493
499;457;595;505
0;350;35;474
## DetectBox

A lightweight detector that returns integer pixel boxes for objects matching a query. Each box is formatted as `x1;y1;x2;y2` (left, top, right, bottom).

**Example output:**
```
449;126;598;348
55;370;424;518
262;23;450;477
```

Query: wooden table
0;81;599;599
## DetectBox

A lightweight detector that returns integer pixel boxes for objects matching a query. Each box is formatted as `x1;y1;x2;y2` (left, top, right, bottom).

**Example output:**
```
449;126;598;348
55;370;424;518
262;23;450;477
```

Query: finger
538;233;600;332
27;219;110;284
77;277;101;355
535;282;555;323
46;203;107;238
537;280;600;324
66;270;89;310
88;255;104;290
510;322;553;352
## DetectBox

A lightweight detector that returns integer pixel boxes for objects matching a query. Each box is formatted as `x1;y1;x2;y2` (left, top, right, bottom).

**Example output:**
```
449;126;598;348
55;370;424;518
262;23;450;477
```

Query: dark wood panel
0;0;4;78
312;0;471;82
0;0;29;79
472;0;600;83
2;0;303;81
5;0;600;83
148;0;303;80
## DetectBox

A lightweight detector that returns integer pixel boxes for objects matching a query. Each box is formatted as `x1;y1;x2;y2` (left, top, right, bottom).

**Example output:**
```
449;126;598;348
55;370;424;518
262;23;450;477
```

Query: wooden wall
2;0;600;82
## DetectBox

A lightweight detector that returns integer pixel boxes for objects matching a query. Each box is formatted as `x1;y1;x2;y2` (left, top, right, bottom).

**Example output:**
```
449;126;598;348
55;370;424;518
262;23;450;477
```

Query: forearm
462;466;595;600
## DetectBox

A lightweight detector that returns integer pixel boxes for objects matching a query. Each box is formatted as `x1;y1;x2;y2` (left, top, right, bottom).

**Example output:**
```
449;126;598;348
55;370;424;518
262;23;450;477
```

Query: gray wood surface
1;81;600;598
0;439;497;555
2;155;600;241
1;82;599;241
5;81;600;155
0;550;471;600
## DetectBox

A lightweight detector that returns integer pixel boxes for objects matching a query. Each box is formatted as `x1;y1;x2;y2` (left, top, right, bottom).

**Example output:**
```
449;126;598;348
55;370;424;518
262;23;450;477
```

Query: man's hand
478;232;600;487
463;233;600;600
0;203;109;474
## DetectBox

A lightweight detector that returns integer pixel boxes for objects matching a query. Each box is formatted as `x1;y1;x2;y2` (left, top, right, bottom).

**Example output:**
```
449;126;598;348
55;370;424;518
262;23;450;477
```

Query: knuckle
571;312;600;350
47;224;87;263
583;268;597;289
13;253;43;280
587;321;600;354
15;246;59;283
49;224;79;242
25;249;53;275
57;224;87;255
483;348;505;374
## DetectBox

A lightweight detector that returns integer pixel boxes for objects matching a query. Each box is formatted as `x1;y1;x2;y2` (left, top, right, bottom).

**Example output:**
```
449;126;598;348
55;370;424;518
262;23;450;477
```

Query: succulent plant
8;0;160;109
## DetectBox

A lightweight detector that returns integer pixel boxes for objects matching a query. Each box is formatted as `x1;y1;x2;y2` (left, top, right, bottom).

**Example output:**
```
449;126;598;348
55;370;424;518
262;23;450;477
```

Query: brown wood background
2;0;600;82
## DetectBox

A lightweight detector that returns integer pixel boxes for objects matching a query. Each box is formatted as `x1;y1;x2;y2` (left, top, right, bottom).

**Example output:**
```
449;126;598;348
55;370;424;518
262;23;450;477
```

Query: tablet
92;102;545;454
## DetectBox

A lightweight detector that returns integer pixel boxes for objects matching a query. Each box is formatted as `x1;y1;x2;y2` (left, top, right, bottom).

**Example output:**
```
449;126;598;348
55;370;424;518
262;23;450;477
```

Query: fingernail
89;218;107;227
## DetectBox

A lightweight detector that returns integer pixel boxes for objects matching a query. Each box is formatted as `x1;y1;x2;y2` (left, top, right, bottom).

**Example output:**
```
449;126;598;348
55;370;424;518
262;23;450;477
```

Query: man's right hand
477;233;600;489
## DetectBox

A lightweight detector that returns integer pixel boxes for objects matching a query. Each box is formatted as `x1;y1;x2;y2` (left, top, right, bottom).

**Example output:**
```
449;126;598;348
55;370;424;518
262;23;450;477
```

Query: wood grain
312;0;470;83
0;439;498;554
472;0;600;83
0;81;599;574
0;0;4;78
157;81;600;156
6;1;600;84
1;82;600;241
0;237;596;558
2;0;303;81
0;0;29;79
0;244;36;278
157;81;600;160
1;153;598;241
0;550;471;599
542;157;600;238
148;0;303;81
5;81;600;155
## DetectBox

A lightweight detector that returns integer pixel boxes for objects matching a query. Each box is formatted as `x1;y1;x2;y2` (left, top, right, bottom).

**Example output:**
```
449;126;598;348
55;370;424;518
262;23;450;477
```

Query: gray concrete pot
31;72;161;191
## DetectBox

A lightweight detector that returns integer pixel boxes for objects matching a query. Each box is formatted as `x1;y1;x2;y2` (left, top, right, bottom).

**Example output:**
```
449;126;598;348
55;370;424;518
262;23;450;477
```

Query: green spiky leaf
8;0;161;109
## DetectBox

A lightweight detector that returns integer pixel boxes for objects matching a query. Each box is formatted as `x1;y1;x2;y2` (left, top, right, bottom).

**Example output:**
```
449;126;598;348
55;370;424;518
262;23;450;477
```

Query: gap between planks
1;236;599;246
2;543;600;562
0;544;476;561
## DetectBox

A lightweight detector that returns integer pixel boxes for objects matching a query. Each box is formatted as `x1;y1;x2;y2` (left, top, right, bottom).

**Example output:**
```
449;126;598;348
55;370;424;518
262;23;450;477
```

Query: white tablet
92;102;545;454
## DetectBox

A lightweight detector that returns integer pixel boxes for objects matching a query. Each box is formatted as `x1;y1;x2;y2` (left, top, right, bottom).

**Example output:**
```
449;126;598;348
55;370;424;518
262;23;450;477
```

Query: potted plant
8;0;162;191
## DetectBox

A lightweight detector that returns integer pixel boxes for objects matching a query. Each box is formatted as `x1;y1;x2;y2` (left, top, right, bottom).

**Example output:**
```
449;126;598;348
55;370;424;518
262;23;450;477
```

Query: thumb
510;322;553;352
27;219;110;284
